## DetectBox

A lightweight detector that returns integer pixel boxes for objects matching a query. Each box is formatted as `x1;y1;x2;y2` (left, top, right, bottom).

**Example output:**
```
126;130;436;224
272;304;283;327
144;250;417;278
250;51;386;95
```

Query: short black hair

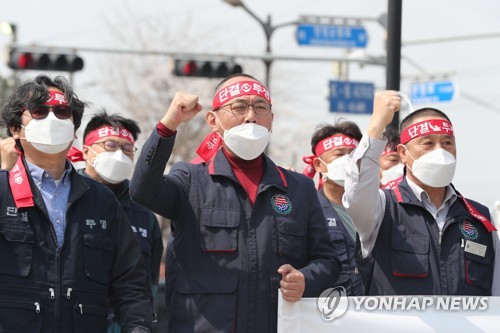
83;109;141;143
383;126;400;148
311;120;362;155
1;75;86;136
400;107;451;132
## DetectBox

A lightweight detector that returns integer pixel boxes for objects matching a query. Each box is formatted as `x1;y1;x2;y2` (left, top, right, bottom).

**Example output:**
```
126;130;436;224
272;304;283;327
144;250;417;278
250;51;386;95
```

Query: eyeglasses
25;105;73;120
219;101;272;117
92;140;137;155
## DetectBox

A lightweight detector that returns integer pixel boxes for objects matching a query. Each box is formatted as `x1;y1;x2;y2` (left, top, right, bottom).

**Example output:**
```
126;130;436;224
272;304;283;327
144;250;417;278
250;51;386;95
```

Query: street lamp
0;22;17;43
222;0;299;90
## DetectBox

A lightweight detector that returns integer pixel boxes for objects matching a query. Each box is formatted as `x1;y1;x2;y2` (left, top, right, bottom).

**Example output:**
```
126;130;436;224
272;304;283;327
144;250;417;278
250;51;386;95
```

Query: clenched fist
160;92;203;131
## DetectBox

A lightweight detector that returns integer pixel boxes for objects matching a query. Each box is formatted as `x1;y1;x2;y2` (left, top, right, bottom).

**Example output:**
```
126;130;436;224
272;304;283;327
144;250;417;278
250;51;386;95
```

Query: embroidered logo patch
272;194;292;215
459;221;478;240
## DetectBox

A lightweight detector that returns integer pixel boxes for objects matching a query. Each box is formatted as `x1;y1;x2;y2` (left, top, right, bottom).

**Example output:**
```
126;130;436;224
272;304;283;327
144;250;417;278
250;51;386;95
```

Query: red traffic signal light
174;59;242;78
7;48;84;72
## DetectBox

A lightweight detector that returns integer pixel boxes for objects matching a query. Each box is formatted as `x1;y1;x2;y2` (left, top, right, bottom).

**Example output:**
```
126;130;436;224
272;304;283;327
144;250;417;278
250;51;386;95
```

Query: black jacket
130;129;340;333
318;190;364;295
77;171;164;292
358;178;495;295
0;159;152;332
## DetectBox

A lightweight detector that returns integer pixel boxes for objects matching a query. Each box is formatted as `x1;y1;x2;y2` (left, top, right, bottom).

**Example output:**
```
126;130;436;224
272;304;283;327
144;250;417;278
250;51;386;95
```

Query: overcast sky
1;0;500;210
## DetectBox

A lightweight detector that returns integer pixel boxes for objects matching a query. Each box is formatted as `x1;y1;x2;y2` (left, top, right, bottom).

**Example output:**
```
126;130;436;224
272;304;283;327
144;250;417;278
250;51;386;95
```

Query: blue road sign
329;81;374;114
410;81;457;104
296;24;368;48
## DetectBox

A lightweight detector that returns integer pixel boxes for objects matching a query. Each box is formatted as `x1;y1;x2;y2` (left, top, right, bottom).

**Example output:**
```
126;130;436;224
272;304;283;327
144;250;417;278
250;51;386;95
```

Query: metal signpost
329;80;375;114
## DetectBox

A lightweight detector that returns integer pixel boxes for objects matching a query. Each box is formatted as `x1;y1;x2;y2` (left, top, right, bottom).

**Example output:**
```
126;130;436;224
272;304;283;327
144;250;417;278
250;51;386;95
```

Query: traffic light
173;59;242;78
6;47;84;72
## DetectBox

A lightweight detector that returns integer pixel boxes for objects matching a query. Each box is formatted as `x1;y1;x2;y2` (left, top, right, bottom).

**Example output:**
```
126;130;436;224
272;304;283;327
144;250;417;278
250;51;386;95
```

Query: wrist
160;117;178;132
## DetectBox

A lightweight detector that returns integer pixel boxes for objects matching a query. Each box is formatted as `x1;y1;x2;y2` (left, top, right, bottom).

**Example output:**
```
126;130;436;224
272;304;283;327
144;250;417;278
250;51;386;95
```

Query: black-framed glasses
92;140;137;155
220;101;272;116
25;105;73;120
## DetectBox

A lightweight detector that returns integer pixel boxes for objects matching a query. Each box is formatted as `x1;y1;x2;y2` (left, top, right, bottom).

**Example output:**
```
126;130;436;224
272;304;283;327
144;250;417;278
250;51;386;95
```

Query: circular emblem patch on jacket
459;221;478;240
271;194;292;215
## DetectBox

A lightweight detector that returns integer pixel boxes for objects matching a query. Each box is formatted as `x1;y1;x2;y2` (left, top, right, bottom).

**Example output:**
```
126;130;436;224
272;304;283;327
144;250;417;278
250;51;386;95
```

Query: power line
403;32;500;46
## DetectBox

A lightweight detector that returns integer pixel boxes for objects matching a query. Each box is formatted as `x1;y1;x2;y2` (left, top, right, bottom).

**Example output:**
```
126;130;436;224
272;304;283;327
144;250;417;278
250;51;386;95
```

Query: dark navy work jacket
130;129;340;333
358;178;495;295
318;191;364;295
0;160;152;332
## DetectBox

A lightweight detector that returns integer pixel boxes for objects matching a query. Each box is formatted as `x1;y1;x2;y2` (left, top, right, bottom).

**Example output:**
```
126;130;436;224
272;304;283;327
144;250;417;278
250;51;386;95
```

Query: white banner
278;290;500;333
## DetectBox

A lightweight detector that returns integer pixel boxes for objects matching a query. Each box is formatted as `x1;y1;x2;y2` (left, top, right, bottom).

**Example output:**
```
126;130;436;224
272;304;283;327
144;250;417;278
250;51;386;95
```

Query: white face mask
406;147;456;187
22;112;74;154
90;148;134;184
320;154;348;186
380;163;405;185
216;115;271;160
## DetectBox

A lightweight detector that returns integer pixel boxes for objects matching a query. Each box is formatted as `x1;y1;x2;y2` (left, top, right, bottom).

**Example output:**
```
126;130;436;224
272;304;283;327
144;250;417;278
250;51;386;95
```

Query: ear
313;157;324;173
397;144;408;164
82;145;91;162
206;111;218;132
9;126;20;140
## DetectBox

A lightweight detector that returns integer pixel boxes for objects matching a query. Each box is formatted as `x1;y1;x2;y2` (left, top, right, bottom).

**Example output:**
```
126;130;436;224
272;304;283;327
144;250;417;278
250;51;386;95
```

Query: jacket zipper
0;299;42;313
55;251;60;332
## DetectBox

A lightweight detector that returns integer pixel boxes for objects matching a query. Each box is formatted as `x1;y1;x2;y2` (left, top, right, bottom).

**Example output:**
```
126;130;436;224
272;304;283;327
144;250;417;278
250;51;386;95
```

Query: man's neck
424;186;447;209
407;174;446;209
25;154;67;180
323;181;344;205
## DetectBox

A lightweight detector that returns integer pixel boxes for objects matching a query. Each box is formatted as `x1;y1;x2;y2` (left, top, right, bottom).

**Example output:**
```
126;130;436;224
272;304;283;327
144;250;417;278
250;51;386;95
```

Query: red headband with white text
381;144;398;157
302;134;359;180
314;134;359;157
400;119;454;145
212;80;271;110
84;126;135;146
45;90;69;105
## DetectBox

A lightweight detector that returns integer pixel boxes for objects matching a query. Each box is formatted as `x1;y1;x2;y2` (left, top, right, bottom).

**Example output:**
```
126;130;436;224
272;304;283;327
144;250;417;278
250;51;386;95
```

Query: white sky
1;0;500;210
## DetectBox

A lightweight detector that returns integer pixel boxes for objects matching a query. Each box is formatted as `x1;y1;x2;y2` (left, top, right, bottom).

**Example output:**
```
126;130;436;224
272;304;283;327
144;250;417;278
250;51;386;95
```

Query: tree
99;6;224;168
0;75;14;139
97;6;251;277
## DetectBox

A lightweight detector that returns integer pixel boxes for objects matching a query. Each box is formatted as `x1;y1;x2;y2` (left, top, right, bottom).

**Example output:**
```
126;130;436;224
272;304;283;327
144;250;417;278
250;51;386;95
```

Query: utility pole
222;0;299;91
386;0;402;130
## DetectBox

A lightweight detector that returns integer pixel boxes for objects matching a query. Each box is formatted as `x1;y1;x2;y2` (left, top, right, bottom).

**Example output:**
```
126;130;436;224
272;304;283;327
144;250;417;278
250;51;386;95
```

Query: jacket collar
77;169;130;207
393;177;496;232
67;166;90;206
318;189;333;208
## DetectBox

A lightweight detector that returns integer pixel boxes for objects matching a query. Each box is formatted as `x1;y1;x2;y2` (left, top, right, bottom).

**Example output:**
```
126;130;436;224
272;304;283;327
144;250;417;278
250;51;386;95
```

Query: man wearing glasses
130;74;339;333
74;110;163;332
0;75;152;332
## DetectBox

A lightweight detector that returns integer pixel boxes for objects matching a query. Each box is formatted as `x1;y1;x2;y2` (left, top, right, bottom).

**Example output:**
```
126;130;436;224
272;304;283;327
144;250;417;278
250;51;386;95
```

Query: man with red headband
0;75;152;332
130;74;340;332
75;110;163;333
302;121;364;296
343;90;500;295
379;127;404;189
